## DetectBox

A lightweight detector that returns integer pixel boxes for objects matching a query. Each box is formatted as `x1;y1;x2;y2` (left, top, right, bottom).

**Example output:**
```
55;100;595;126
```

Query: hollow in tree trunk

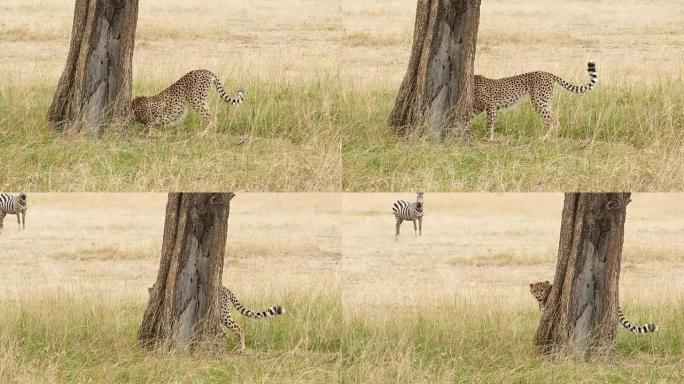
534;193;631;359
47;0;138;133
138;192;235;351
388;0;480;140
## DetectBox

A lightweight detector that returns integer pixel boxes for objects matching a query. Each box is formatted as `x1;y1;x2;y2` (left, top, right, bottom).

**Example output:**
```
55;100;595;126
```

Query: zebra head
415;192;424;210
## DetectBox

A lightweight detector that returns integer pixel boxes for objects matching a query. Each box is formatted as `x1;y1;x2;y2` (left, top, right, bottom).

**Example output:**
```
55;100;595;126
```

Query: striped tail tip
587;61;597;72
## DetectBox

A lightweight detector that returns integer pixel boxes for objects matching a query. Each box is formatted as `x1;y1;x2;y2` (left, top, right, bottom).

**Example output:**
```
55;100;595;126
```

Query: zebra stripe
224;287;285;319
392;200;422;221
393;192;424;237
553;60;598;94
0;192;27;231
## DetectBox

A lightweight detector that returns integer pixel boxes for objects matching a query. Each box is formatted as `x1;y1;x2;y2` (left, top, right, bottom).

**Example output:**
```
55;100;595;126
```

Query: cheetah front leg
145;123;155;138
485;107;497;142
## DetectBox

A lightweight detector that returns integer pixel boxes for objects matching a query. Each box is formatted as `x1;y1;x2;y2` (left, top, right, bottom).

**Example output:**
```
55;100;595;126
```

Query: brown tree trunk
388;0;480;140
534;193;631;359
138;192;235;351
47;0;138;133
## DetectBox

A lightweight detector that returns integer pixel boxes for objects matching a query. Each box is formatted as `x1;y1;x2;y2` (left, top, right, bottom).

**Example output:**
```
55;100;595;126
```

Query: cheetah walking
216;286;284;352
131;69;245;136
474;61;598;140
148;285;284;352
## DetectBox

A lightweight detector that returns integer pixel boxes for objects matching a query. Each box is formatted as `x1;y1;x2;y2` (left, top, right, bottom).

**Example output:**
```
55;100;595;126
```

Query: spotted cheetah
148;285;284;352
529;281;657;335
131;69;245;136
474;61;598;140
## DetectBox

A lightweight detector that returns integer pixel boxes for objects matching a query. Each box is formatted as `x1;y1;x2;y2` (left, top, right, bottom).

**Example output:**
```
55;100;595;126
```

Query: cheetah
529;281;658;335
474;61;598;140
148;285;284;352
131;69;245;136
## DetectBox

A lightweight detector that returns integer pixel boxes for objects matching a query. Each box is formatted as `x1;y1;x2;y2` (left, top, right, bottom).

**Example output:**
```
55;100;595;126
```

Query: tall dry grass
0;291;680;383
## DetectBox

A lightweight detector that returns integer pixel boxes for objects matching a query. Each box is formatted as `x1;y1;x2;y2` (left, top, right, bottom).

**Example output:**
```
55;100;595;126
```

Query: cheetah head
529;281;552;304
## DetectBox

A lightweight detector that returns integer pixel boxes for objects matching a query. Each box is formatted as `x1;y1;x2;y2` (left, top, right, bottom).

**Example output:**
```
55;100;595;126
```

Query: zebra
0;192;27;232
392;192;423;238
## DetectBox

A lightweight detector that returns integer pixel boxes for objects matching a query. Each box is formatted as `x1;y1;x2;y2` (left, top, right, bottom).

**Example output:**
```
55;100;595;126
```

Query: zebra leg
395;219;402;238
0;211;5;232
413;220;417;236
16;213;20;229
21;211;25;230
418;217;422;236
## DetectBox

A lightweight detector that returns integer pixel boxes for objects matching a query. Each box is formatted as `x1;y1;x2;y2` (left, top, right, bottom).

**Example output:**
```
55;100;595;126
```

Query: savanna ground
0;193;344;382
341;193;684;381
341;0;684;191
1;193;683;382
1;1;683;191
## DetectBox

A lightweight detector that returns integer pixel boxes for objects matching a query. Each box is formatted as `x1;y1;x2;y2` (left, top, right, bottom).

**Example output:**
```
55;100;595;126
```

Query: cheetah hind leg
225;318;245;353
191;99;216;136
530;93;559;140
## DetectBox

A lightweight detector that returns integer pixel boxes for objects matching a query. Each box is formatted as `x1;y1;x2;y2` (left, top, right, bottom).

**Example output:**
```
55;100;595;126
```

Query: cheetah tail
554;60;598;94
227;290;285;319
212;76;246;105
618;308;658;335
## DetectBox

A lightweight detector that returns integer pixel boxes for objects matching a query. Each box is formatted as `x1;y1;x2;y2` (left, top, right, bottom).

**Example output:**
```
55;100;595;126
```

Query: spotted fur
131;69;245;136
217;286;284;352
146;285;283;352
529;281;657;335
474;61;598;140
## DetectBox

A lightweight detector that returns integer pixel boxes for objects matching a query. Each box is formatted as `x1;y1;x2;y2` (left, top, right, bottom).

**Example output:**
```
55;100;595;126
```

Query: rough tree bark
534;193;632;359
138;192;235;350
47;0;138;133
388;0;480;140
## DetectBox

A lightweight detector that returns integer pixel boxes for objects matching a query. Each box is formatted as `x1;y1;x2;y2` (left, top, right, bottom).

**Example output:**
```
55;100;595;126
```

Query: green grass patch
0;75;344;191
1;292;681;382
342;78;684;191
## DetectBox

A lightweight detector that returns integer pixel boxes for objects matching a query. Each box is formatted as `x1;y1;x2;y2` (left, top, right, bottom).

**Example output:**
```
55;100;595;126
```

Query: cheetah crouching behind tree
131;69;245;137
473;61;598;141
529;281;658;335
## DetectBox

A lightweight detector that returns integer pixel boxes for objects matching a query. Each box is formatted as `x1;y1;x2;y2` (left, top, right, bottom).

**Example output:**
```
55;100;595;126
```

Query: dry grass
1;0;683;191
1;193;683;382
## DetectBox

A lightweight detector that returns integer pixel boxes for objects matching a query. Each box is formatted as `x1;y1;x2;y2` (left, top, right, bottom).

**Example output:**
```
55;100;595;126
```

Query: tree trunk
534;193;632;358
388;0;480;140
47;0;138;133
138;192;235;351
